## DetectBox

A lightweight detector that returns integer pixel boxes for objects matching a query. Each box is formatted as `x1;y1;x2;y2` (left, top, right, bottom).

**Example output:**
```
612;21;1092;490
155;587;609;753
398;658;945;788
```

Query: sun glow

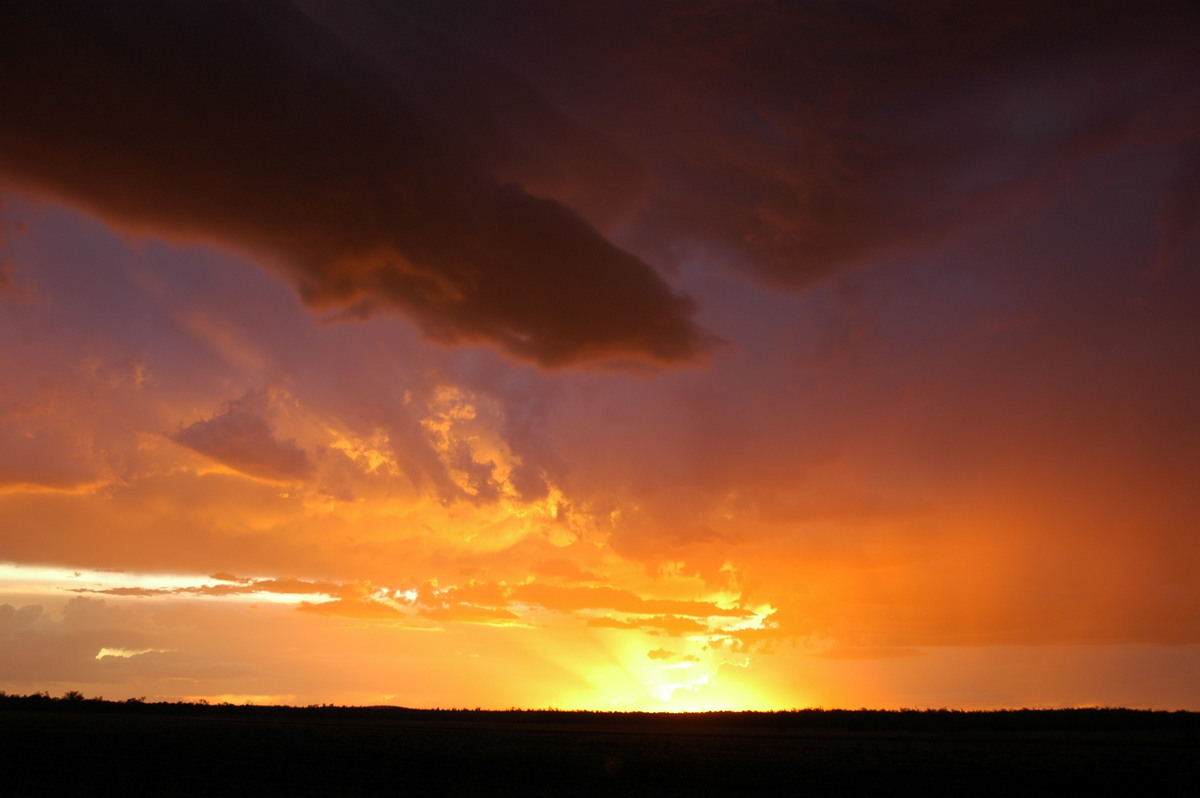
0;563;205;595
521;621;781;712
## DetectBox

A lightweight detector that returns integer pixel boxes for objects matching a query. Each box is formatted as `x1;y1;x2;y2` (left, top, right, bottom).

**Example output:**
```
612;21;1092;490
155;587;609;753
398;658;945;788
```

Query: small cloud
209;573;252;584
95;647;168;660
173;391;312;482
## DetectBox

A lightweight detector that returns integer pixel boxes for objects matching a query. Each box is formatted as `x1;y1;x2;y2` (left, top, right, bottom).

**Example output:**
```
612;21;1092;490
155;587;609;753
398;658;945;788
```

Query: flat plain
2;702;1196;796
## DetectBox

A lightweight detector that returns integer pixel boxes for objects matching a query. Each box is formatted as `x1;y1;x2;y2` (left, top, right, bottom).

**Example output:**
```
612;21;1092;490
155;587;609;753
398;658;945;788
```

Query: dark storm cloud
1;1;1196;366
1154;144;1200;273
0;0;706;367
413;0;1200;282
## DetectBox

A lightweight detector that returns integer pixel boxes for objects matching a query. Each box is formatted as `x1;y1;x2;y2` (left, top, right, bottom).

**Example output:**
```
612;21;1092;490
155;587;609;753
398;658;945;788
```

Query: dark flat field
2;702;1197;796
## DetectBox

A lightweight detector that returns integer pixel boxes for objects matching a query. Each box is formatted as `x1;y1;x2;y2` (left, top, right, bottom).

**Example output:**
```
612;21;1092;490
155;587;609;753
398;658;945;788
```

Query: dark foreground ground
1;700;1197;796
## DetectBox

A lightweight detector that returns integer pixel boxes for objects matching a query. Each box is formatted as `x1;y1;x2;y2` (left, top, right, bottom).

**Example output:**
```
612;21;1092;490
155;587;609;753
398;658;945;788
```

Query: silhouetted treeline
5;691;1198;795
1;690;1195;735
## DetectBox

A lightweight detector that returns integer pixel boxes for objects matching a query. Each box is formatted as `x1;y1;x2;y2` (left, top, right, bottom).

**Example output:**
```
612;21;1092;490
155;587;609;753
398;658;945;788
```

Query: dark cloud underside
0;0;707;367
0;0;1196;363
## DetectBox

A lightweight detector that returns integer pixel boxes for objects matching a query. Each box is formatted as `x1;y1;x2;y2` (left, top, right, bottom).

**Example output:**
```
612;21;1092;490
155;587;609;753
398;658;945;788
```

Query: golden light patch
327;428;398;475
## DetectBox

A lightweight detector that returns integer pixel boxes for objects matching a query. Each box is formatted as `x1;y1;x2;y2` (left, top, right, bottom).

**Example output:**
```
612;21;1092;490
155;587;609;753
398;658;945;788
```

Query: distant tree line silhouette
0;690;1195;736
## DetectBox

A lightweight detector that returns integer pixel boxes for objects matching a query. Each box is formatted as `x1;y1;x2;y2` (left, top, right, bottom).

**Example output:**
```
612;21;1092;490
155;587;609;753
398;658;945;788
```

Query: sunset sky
2;0;1199;711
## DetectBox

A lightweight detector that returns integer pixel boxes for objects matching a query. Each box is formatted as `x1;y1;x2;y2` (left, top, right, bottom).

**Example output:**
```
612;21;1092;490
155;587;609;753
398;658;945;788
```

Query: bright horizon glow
0;562;339;606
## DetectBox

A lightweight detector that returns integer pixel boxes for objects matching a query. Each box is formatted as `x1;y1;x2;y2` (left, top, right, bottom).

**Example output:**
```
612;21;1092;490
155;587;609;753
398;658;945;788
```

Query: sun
541;626;789;712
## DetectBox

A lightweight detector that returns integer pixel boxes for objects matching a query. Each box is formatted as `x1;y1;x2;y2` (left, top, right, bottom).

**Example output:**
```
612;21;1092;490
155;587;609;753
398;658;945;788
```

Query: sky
1;0;1199;711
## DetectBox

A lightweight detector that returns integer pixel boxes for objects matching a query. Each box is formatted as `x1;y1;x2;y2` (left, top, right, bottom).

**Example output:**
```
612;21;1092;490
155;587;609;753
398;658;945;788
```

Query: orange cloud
419;605;521;625
510;584;751;619
586;615;708;637
298;599;403;621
